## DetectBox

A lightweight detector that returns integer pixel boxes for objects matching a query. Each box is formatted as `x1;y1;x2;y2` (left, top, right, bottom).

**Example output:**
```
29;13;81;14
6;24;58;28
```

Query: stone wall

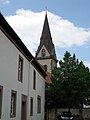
48;108;90;120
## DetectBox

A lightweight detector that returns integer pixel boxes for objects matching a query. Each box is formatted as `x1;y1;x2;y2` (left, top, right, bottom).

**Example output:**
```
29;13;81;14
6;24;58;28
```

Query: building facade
0;13;46;120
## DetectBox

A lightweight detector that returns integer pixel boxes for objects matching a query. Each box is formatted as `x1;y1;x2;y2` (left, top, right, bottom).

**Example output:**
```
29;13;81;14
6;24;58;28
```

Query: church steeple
35;12;57;73
40;13;52;40
36;13;56;59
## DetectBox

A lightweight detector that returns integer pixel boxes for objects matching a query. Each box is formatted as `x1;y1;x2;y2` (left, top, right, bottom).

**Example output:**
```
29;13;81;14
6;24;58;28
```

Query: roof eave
0;12;46;78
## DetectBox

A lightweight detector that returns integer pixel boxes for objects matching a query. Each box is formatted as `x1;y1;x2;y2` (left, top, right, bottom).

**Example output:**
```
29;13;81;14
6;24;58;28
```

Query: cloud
0;0;10;4
5;9;90;55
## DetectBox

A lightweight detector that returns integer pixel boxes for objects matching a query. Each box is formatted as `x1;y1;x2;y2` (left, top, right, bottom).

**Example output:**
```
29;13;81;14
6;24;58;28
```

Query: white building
0;13;46;120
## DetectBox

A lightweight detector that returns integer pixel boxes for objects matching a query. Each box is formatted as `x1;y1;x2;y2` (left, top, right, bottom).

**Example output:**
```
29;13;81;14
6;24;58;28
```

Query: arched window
44;65;47;71
41;49;46;57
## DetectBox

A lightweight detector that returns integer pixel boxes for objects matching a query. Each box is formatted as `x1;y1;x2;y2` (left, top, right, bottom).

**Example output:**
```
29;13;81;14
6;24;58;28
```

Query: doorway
21;94;27;120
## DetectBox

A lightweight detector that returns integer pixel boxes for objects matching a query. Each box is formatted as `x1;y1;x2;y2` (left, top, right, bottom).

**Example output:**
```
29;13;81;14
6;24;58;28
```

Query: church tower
35;13;57;73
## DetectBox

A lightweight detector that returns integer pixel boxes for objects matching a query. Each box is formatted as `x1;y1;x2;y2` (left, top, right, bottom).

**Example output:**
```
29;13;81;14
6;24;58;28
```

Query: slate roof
36;13;57;60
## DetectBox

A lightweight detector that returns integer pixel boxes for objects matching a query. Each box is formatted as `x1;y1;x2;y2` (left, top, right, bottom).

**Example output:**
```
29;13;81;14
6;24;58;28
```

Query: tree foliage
46;51;90;110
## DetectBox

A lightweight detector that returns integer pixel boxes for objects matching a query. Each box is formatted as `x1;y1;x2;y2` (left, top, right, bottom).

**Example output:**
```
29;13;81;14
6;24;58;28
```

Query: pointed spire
40;12;52;40
36;12;57;61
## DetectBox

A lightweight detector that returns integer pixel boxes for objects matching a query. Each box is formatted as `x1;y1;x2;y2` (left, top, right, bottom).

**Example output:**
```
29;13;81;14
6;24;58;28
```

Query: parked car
57;111;74;120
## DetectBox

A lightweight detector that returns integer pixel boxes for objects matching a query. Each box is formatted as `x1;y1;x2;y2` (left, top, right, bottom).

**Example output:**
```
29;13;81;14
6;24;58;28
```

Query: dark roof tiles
36;13;57;60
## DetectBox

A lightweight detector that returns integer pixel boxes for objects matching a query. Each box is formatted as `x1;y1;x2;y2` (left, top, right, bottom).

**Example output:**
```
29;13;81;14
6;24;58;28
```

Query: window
30;97;33;116
18;56;23;82
33;70;36;90
10;90;17;117
0;86;3;118
41;49;46;57
37;95;41;113
44;65;47;71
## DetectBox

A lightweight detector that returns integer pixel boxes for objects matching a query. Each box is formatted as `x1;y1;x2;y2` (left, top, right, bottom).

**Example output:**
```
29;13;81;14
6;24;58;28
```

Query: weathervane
45;6;47;14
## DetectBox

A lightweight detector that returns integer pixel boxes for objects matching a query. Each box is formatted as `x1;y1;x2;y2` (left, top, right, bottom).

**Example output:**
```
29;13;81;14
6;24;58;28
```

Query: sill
37;112;41;114
10;115;16;118
18;80;23;83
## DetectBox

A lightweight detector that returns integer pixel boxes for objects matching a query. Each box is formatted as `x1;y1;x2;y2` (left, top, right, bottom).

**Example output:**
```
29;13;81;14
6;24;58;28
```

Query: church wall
38;59;52;73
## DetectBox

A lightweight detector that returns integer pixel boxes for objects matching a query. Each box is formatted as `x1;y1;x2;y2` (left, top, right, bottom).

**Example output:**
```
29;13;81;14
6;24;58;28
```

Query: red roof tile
45;72;52;84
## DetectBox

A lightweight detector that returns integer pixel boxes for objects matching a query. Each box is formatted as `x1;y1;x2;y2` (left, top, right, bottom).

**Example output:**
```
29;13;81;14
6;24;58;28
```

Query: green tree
49;51;90;120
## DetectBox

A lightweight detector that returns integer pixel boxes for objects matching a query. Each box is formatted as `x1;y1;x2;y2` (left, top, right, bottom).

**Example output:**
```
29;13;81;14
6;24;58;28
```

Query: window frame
0;85;3;119
18;55;23;82
10;90;17;118
33;70;36;90
37;95;41;114
44;65;47;71
41;48;46;57
30;97;33;116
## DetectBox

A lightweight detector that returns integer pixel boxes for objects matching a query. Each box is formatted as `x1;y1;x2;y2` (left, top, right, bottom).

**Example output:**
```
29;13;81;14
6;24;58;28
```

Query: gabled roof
36;13;57;60
0;12;46;78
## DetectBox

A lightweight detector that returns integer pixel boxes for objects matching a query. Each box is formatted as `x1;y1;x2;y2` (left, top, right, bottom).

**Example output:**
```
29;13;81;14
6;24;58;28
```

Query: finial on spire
45;6;47;14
